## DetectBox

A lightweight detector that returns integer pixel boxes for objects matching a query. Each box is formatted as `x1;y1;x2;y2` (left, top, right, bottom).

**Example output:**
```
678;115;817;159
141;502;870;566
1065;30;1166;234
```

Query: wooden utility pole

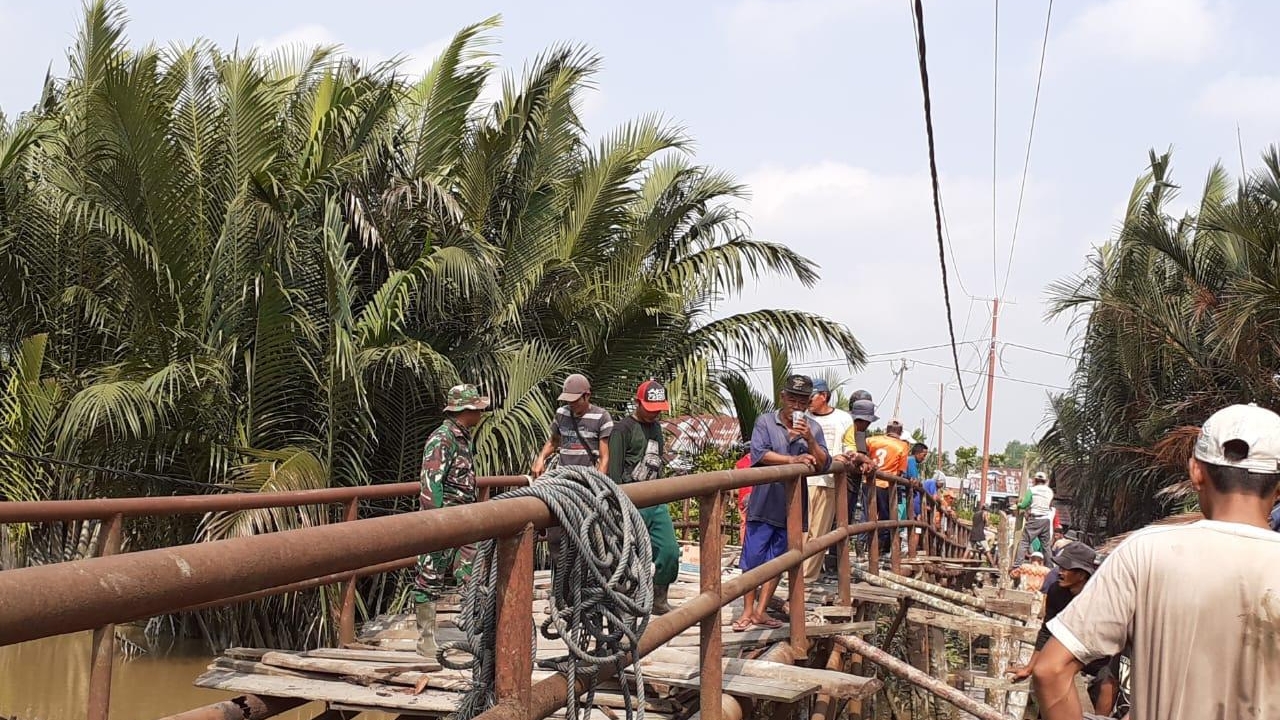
979;298;1000;508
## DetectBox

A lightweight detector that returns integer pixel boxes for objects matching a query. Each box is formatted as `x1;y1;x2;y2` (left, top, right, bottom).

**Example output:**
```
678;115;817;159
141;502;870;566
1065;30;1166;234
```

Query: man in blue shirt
904;443;929;555
732;374;831;632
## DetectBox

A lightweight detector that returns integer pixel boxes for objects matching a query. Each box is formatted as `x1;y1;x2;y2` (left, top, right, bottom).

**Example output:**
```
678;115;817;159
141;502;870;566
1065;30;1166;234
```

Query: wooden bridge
0;463;1044;720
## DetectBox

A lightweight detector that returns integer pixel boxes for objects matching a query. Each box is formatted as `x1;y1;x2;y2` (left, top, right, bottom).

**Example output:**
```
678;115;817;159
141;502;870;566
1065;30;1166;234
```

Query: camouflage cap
443;384;491;413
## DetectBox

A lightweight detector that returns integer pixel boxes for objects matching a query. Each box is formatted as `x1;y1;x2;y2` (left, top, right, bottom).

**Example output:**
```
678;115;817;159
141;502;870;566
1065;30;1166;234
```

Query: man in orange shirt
865;420;910;557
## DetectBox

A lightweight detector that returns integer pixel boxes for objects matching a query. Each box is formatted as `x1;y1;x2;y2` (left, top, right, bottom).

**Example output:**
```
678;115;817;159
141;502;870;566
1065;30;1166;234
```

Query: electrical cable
1002;341;1077;360
999;0;1055;298
909;0;980;412
0;448;248;494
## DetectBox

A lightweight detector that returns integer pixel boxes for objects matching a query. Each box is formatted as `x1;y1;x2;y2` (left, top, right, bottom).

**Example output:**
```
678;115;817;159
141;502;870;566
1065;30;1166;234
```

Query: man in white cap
1032;403;1280;720
1014;470;1055;570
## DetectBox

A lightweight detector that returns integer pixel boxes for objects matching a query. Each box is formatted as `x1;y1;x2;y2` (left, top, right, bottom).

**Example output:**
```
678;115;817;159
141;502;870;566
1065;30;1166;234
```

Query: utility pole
891;358;908;420
936;382;945;467
979;298;1000;507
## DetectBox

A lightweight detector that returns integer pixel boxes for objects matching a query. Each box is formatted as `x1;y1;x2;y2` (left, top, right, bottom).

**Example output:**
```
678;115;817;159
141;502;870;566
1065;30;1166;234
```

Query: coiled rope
440;465;654;720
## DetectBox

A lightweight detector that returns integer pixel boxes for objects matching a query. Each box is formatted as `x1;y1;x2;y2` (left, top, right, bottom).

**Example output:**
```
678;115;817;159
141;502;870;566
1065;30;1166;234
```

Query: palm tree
0;2;865;646
1042;148;1280;534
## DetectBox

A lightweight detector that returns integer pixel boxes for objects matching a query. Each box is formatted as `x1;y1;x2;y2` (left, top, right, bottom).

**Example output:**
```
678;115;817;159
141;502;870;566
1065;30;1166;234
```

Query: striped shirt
551;405;614;466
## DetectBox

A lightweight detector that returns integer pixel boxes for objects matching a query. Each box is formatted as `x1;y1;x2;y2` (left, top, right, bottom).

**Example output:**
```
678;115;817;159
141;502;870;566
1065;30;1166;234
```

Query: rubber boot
652;584;672;615
415;601;441;667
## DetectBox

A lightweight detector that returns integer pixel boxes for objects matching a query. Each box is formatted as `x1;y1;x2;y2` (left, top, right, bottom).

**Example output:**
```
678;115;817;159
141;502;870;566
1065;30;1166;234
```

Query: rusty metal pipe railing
474;512;907;720
0;463;823;647
0;476;531;523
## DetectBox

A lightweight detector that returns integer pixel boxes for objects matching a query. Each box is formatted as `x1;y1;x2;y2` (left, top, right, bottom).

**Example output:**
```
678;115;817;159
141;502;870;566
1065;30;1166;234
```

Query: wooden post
699;490;725;720
494;524;536;718
785;475;807;657
87;513;124;720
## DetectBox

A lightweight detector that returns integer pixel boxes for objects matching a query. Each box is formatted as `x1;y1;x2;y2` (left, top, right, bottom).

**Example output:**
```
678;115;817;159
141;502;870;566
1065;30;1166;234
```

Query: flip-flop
753;617;784;629
730;617;754;632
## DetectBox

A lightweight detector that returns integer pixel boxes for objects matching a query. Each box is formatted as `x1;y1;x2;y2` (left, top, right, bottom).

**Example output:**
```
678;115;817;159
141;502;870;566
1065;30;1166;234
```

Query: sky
0;0;1274;455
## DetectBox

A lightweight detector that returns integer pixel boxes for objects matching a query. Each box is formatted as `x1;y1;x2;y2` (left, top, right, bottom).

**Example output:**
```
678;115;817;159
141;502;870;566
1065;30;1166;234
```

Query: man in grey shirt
532;373;613;476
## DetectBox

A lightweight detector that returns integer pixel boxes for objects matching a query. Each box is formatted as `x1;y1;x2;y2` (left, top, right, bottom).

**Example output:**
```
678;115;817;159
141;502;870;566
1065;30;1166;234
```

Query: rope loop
441;465;653;720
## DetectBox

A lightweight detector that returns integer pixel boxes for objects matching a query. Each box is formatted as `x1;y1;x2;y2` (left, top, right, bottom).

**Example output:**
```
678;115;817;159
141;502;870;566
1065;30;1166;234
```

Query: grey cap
1054;541;1098;573
850;389;873;402
850;398;879;423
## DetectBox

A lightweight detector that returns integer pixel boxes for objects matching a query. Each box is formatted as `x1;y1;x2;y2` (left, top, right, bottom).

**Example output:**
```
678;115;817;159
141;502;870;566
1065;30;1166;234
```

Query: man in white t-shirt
1014;471;1055;569
1032;403;1280;720
803;378;853;581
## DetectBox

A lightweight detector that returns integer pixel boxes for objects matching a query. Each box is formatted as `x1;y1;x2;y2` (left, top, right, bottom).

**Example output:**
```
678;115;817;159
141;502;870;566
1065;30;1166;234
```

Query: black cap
850;389;873;402
1054;541;1097;573
783;374;814;397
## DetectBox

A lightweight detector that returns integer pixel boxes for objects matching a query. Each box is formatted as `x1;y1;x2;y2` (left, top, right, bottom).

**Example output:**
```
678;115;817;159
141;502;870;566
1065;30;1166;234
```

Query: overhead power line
1002;341;1077;361
904;379;975;446
749;340;987;373
905;358;1069;391
0;448;247;494
1000;0;1055;298
909;0;980;413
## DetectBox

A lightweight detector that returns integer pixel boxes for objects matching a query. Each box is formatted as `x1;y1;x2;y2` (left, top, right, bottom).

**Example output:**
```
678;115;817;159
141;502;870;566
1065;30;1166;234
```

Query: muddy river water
0;633;394;720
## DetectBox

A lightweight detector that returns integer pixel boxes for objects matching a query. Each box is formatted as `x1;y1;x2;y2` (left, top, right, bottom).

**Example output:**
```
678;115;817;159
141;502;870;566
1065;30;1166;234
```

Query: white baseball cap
1193;403;1280;474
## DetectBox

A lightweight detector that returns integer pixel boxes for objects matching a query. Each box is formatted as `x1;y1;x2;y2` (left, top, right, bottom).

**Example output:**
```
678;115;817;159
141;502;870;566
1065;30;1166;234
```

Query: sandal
753;616;784;629
731;617;754;632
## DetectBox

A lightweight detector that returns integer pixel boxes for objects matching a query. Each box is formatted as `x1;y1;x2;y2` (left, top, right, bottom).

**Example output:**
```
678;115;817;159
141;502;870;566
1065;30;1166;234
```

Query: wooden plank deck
194;561;880;717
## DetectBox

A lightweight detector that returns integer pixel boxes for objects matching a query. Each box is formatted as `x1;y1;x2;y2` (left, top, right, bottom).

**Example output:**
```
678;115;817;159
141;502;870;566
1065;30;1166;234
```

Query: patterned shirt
550;404;614;466
419;418;476;510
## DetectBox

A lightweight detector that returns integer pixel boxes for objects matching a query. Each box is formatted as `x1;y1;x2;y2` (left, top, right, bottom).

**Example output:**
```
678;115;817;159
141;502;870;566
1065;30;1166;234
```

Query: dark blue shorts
741;521;787;571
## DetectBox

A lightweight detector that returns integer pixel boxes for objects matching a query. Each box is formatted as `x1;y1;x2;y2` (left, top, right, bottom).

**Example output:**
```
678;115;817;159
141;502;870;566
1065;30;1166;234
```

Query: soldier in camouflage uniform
413;384;491;662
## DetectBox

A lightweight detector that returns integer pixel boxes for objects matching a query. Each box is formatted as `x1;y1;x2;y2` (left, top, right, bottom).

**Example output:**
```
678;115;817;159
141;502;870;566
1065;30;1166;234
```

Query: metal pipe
179;557;416;613
87;513;123;720
0;463;842;646
473;515;904;720
336;498;360;646
0;476;531;523
494;525;535;718
834;635;1011;720
835;471;851;607
156;694;308;720
698;490;724;720
785;476;806;657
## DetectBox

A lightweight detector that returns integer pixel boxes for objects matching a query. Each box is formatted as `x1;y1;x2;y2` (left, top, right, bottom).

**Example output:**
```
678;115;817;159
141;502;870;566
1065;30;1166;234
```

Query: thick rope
440;465;653;720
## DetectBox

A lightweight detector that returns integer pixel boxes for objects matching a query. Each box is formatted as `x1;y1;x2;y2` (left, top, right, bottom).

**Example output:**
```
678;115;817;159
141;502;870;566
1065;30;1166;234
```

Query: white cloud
723;0;871;51
1195;73;1280;125
1060;0;1224;65
721;161;1079;448
254;25;450;79
257;24;338;53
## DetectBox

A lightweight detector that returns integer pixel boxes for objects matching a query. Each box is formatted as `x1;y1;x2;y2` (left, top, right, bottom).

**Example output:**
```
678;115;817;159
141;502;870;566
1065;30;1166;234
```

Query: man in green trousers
608;379;680;614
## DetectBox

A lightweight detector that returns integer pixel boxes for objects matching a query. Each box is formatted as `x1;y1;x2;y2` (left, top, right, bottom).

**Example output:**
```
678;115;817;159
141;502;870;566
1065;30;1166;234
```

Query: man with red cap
608;379;680;614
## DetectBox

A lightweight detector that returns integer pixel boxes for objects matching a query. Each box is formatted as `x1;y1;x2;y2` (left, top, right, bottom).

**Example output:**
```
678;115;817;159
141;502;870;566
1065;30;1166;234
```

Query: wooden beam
904;609;1038;644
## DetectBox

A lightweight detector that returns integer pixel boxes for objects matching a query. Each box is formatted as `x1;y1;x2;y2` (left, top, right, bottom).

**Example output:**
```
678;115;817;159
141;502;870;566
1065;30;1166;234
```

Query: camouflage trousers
413;542;477;603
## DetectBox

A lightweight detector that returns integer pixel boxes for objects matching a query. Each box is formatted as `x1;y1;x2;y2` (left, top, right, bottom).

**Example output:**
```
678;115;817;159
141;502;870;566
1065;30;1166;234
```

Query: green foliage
1002;440;1032;466
0;2;864;647
951;446;978;475
1042;149;1280;533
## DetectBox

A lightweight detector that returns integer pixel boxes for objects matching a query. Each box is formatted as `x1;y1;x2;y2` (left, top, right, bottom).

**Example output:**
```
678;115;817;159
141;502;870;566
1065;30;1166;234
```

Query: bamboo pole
852;566;985;619
833;636;1012;720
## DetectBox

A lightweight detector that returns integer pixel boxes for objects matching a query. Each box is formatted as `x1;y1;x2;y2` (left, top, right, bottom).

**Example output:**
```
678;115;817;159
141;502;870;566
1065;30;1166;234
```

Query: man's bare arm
1031;638;1085;720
